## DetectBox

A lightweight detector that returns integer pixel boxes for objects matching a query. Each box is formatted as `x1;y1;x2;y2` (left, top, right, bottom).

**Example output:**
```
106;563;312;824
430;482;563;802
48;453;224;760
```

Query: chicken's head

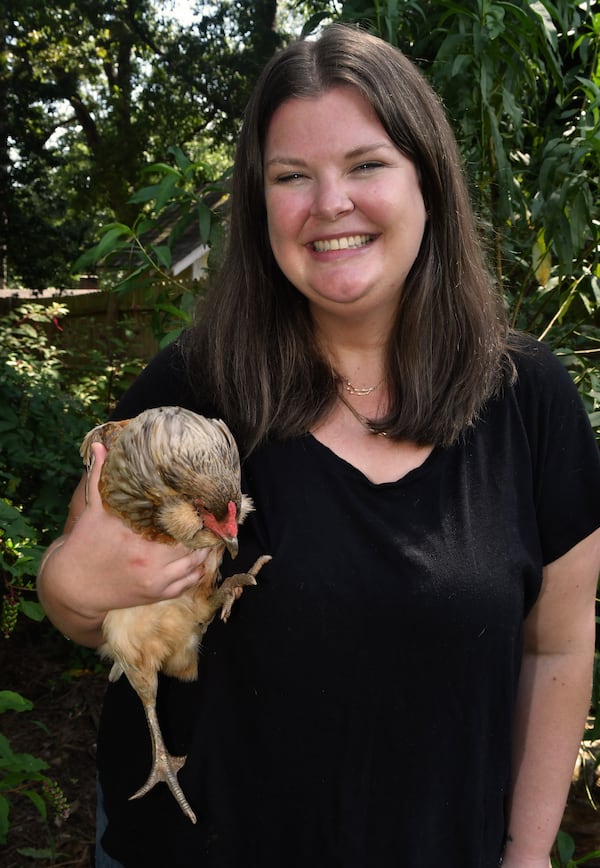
90;407;253;553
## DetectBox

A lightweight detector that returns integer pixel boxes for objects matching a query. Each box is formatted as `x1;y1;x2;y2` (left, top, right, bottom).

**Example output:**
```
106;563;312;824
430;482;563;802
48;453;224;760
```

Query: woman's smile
310;234;376;253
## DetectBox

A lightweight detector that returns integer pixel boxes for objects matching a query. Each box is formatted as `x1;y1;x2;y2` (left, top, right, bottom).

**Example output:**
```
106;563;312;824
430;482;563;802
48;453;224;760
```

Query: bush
0;300;142;631
0;690;70;850
0;300;142;849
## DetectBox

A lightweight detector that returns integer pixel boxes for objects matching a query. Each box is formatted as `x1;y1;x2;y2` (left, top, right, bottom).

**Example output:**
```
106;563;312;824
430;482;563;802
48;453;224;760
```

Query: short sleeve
512;336;600;564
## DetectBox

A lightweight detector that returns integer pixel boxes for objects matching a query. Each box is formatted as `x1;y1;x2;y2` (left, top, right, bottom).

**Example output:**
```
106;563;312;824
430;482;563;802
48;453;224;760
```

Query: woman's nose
310;179;354;221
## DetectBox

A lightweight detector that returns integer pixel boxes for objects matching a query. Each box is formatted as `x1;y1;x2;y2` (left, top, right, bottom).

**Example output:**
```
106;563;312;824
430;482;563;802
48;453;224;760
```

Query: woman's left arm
501;527;600;868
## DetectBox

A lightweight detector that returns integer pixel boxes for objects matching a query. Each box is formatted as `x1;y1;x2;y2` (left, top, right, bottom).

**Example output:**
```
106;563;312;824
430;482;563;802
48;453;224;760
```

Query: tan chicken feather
80;406;270;823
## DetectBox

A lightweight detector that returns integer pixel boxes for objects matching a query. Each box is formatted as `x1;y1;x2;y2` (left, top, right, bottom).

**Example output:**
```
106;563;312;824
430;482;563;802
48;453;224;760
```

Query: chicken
80;406;270;824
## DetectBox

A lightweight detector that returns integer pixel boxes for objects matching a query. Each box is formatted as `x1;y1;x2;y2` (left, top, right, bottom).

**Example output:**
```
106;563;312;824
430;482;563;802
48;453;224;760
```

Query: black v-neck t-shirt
97;335;600;867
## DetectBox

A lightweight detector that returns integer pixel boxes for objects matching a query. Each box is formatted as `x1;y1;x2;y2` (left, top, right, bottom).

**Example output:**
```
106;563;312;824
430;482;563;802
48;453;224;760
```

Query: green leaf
0;793;9;845
19;599;45;622
0;405;19;424
152;245;172;270
128;183;164;204
134;217;156;236
575;849;600;865
301;10;334;36
73;223;132;270
556;829;576;864
0;752;48;774
159;327;185;349
93;224;133;261
0;502;38;540
113;264;149;293
529;1;560;75
154;173;180;212
16;323;38;339
569;188;590;254
22;789;47;820
144;162;181;177
17;847;59;858
0;691;33;714
0;732;14;760
167;145;192;172
152;302;191;321
198;202;212;244
8;548;45;578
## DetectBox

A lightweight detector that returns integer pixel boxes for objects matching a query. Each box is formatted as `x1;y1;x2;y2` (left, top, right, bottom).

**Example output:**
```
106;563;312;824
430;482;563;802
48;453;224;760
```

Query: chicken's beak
224;536;239;559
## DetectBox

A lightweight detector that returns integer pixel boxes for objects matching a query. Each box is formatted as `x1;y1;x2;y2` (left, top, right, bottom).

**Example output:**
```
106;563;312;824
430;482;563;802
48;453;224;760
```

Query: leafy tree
74;144;231;347
2;0;281;288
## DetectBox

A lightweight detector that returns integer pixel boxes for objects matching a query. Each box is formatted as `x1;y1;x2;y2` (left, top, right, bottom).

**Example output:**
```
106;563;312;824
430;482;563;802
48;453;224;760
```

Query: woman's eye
276;172;305;183
354;161;383;172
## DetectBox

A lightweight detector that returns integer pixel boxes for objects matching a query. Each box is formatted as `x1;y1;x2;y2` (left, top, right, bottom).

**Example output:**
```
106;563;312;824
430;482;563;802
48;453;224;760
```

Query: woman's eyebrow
265;142;395;169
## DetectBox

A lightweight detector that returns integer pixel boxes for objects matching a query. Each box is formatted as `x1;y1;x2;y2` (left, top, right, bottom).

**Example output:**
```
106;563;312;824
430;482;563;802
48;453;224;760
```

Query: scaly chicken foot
216;554;272;622
130;699;197;824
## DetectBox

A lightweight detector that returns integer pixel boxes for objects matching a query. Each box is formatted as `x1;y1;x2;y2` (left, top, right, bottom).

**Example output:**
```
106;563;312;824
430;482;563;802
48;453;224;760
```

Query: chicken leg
127;664;198;822
216;554;272;622
124;556;272;823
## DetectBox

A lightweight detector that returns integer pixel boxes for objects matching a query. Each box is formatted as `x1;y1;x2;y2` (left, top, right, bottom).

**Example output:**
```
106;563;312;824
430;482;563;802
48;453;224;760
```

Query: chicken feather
80;406;271;823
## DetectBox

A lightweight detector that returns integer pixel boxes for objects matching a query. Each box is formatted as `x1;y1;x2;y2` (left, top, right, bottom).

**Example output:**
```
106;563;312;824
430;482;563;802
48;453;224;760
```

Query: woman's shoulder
480;329;597;475
508;330;566;378
505;330;584;411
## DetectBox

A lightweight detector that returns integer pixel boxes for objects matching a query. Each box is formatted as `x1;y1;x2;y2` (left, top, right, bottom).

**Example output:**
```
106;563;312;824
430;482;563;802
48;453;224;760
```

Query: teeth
312;235;372;253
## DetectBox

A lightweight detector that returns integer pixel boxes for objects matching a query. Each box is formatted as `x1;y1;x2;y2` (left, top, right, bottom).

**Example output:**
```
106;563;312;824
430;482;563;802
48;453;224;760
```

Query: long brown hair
183;24;513;455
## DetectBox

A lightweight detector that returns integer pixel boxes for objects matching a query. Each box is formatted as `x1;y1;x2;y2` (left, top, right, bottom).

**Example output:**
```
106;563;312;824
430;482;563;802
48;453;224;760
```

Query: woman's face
263;86;427;327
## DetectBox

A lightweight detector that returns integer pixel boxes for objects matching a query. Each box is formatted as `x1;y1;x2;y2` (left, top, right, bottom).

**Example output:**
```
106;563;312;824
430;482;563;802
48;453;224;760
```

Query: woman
37;24;600;868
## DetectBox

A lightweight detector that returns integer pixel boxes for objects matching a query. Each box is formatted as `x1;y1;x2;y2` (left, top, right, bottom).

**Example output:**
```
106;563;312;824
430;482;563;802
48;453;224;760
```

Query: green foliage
590;650;600;741
552;829;600;866
0;297;141;851
74;145;230;347
2;0;282;289
0;303;102;536
0;499;47;641
0;301;142;635
0;690;70;848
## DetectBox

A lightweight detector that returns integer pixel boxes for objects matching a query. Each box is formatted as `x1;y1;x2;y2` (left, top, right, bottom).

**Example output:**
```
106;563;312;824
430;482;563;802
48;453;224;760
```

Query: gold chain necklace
344;378;382;396
337;391;389;437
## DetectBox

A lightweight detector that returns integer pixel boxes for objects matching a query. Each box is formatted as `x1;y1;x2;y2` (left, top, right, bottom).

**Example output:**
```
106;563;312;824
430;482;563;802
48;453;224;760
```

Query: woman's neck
313;312;389;388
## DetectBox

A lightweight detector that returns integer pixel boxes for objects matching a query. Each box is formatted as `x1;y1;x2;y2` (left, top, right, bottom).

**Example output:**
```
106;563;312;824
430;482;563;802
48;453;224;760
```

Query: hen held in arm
80;406;271;823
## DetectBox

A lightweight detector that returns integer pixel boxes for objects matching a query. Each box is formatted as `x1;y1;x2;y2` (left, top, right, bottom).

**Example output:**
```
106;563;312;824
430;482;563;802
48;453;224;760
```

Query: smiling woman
37;23;600;868
185;23;515;453
263;87;428;326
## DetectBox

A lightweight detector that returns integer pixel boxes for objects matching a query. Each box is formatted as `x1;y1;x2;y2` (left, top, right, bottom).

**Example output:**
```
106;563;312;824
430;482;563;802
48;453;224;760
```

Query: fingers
158;548;210;599
85;442;108;507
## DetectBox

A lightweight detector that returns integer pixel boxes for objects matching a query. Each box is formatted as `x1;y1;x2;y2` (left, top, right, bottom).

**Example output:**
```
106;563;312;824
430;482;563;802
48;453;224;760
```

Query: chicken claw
216;554;272;622
126;670;198;823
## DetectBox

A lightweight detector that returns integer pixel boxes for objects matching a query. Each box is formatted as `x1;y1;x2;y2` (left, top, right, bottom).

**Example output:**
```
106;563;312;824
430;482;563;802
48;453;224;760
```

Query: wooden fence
0;286;159;364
